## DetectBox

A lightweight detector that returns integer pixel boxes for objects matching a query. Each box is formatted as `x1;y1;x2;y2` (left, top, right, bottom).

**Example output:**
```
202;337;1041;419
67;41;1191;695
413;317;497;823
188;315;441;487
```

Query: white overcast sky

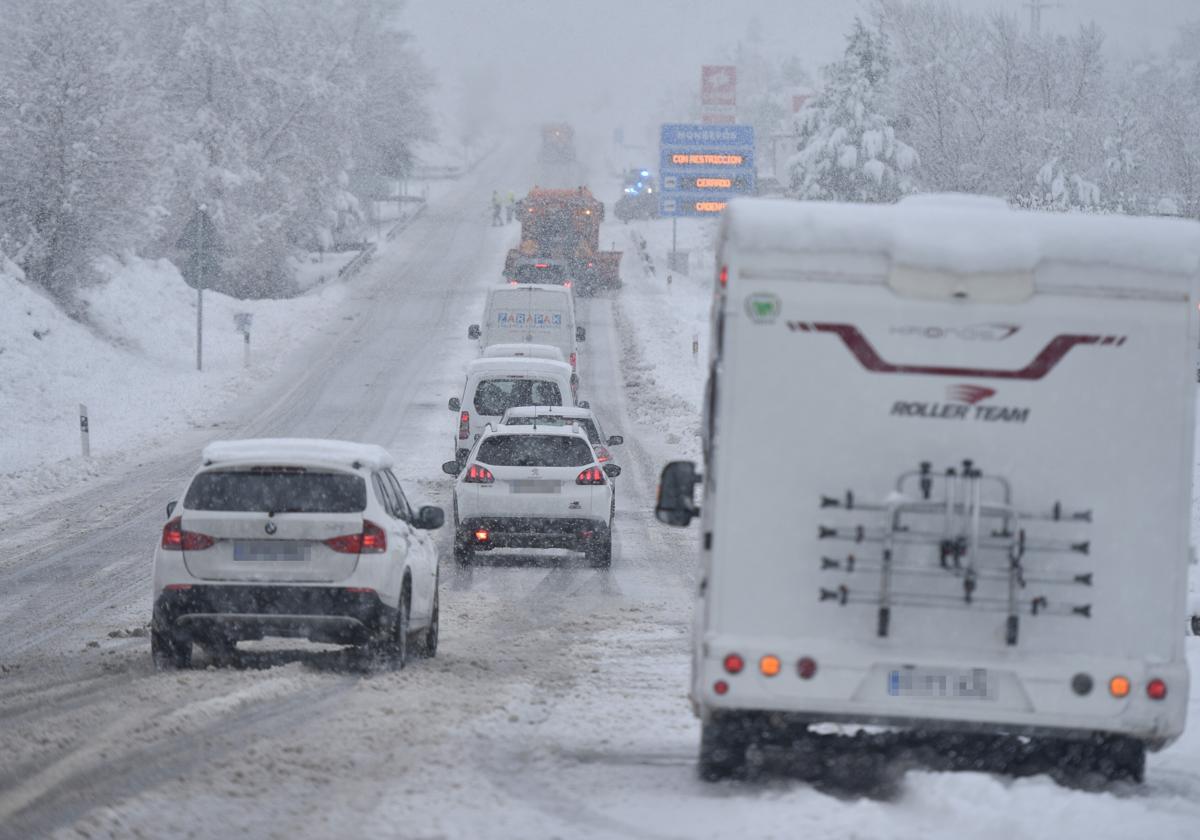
404;0;1198;147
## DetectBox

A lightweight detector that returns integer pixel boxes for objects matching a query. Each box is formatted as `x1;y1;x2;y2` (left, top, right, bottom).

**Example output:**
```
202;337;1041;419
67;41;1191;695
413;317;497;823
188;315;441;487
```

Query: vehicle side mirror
603;464;621;478
441;460;461;476
656;460;701;527
607;435;623;446
468;324;481;340
576;326;586;342
448;397;461;411
166;500;177;518
577;399;590;409
416;505;445;530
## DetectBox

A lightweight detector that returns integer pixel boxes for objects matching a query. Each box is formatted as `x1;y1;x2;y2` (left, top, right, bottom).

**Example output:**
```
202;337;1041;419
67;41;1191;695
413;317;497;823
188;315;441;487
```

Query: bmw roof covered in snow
201;439;394;471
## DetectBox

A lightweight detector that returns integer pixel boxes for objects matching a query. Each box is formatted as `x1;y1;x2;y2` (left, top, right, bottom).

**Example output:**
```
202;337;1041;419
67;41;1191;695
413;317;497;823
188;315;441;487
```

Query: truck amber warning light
671;153;745;166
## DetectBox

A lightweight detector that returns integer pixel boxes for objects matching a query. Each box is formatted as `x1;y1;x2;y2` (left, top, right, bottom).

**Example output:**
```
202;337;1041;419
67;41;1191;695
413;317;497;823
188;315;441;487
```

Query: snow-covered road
1;150;1198;840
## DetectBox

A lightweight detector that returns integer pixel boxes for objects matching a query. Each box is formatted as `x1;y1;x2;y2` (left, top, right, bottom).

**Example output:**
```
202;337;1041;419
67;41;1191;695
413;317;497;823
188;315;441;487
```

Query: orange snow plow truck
504;187;622;295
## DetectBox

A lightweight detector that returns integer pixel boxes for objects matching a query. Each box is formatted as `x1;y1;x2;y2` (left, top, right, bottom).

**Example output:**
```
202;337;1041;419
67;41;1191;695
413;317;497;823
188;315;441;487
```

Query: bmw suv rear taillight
464;464;495;483
325;519;387;554
576;467;606;485
458;410;470;440
161;517;215;551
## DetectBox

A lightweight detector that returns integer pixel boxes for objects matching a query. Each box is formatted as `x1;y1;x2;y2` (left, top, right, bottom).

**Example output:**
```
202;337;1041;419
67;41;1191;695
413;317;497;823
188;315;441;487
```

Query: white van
469;285;585;378
448;356;575;463
656;195;1199;783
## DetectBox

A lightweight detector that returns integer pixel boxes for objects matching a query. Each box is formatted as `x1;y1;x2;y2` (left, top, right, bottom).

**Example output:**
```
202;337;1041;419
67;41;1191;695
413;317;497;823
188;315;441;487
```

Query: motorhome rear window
476;435;593;467
473;379;563;415
184;469;367;513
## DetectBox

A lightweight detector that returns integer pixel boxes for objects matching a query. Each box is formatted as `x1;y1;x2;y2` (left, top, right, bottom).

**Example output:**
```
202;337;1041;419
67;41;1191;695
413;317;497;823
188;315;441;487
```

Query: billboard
658;123;756;217
701;65;737;125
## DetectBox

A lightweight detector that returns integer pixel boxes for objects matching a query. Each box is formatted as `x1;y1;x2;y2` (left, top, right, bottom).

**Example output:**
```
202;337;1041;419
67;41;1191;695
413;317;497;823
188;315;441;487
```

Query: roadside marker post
79;403;90;457
234;312;254;369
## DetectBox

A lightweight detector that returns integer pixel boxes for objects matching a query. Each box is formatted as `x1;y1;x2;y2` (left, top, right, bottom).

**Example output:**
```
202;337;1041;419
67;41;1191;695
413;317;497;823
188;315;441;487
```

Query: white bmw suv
442;425;619;568
152;439;444;670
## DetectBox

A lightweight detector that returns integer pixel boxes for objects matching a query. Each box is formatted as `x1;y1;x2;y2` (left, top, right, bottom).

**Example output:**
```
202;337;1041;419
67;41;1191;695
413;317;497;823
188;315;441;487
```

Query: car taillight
595;447;611;463
576;467;606;485
325;519;387;554
569;352;577;370
458;411;470;440
465;464;495;484
564;279;573;288
161;517;214;551
360;520;386;553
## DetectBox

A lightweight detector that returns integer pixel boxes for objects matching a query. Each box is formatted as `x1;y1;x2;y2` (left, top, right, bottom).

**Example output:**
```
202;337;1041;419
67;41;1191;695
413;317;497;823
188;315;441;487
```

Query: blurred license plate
888;667;993;700
234;541;307;562
511;480;559;494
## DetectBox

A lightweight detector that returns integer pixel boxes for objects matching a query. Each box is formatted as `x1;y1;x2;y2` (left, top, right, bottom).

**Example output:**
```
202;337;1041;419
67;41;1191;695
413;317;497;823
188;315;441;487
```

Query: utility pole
197;205;204;372
1023;0;1059;35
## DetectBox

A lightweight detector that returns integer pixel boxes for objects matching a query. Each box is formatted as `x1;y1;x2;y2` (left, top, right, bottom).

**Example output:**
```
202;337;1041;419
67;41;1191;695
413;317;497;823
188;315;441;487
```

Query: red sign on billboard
702;65;737;124
702;65;737;107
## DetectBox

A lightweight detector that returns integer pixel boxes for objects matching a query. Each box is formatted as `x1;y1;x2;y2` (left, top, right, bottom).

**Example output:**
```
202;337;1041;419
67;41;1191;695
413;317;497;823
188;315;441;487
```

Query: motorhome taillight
1108;675;1131;698
759;655;781;677
458;411;470;440
474;529;490;542
797;657;818;679
576;467;606;485
713;680;729;696
465;465;495;484
723;653;744;675
1147;679;1167;700
161;517;214;551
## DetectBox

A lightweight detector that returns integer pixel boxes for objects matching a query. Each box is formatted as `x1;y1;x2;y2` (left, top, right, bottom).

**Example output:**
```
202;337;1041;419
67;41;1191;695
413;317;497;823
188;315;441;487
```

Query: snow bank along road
1;149;1198;840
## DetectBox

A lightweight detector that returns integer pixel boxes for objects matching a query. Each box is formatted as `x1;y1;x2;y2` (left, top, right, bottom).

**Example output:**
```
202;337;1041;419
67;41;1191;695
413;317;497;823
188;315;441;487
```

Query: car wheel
698;713;750;782
588;533;612;569
454;530;474;568
151;626;192;671
363;586;409;672
414;584;439;658
201;636;237;666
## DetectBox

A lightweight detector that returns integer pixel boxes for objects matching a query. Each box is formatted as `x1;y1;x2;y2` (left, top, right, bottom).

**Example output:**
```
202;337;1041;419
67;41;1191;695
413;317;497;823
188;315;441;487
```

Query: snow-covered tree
0;0;161;302
788;19;917;202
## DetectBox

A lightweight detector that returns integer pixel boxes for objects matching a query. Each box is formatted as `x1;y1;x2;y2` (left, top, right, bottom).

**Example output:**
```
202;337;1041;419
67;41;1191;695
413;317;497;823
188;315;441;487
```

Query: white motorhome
469;285;585;378
656;195;1199;782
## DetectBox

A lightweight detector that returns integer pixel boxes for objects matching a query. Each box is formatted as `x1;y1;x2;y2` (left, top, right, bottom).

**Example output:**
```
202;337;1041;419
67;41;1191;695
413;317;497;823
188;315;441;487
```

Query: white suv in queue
499;405;623;467
152;439;444;671
442;425;619;568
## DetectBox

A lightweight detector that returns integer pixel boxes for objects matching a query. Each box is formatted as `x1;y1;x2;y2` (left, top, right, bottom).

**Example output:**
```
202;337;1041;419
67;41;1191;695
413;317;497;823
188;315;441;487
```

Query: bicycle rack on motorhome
817;460;1093;646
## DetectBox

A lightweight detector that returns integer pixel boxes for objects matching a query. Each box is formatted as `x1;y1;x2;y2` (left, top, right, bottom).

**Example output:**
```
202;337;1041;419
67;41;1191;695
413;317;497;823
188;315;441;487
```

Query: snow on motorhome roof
201;439;393;470
723;196;1200;278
